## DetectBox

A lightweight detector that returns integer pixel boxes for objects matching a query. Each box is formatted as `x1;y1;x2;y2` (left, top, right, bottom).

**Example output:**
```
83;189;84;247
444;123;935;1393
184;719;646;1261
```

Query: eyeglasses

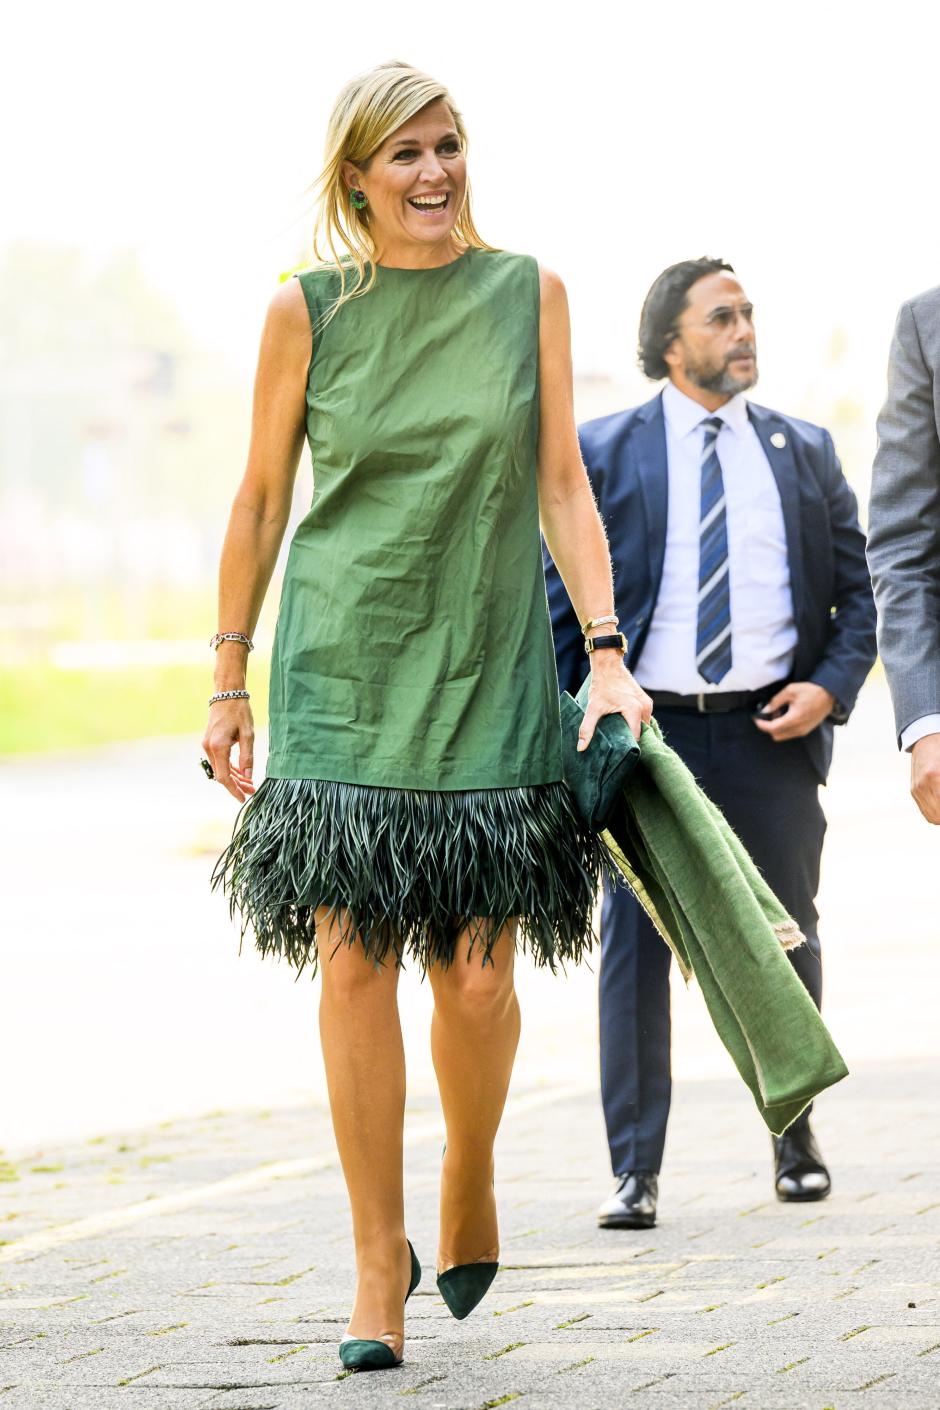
678;303;755;333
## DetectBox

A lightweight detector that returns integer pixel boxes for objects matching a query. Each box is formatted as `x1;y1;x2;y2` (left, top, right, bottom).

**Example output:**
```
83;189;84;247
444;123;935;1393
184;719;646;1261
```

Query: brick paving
2;1060;938;1410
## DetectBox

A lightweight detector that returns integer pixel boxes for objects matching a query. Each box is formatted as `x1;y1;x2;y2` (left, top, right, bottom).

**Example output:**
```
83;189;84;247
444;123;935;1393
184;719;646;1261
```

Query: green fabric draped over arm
565;694;848;1135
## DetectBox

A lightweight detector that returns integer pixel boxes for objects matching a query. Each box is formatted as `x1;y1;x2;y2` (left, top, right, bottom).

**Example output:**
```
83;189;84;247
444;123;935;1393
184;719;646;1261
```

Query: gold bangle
581;613;619;636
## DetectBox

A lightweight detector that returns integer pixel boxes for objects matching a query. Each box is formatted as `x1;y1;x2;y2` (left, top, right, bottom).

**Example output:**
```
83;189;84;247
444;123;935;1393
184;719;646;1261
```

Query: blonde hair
310;61;492;323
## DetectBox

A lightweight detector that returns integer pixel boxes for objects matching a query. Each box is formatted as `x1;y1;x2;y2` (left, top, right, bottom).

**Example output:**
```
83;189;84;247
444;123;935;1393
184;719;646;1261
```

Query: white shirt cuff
901;715;940;752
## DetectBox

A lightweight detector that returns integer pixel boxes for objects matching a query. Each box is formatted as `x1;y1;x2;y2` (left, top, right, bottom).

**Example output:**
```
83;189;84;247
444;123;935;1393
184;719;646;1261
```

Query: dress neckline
374;247;473;274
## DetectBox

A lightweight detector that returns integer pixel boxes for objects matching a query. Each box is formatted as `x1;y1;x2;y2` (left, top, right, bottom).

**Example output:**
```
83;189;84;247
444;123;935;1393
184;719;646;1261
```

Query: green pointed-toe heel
338;1239;421;1371
436;1259;499;1320
337;1337;399;1371
438;1141;499;1318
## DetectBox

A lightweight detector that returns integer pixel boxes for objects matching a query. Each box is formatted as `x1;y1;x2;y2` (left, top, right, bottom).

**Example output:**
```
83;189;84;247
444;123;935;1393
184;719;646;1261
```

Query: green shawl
565;698;848;1135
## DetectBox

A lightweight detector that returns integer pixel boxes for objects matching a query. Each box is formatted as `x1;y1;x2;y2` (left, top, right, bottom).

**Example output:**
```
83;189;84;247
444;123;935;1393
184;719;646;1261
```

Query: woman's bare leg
428;924;521;1271
317;910;412;1352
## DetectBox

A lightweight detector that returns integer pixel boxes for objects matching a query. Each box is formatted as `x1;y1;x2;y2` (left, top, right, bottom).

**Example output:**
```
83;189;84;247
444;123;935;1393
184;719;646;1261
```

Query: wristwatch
584;632;628;655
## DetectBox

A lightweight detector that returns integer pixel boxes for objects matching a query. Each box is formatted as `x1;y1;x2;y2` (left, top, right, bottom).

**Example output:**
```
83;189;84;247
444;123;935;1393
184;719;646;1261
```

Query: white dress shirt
901;715;940;751
633;382;798;694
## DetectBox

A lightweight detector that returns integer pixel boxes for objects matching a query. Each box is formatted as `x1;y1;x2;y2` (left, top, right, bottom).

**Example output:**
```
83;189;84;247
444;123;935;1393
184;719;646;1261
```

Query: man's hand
911;733;940;824
752;682;836;741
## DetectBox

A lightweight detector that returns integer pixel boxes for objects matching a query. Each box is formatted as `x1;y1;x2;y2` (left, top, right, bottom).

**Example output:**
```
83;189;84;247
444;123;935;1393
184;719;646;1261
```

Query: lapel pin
770;431;787;449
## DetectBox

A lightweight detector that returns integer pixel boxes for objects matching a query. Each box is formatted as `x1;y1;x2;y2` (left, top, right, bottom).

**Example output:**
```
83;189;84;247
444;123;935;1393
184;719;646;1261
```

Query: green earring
349;188;368;210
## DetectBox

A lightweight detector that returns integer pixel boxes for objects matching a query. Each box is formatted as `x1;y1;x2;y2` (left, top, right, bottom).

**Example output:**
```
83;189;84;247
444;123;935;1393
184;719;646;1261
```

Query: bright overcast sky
6;0;940;462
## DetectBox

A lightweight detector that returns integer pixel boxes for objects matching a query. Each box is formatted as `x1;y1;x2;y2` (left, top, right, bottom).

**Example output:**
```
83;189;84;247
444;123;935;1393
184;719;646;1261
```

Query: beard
686;344;758;395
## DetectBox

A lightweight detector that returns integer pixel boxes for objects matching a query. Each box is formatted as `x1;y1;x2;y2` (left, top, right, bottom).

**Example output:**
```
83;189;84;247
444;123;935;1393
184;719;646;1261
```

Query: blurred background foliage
0;242;268;752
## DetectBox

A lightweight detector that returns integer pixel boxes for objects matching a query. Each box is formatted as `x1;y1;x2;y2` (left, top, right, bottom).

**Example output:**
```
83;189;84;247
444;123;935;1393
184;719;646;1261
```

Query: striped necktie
696;415;733;684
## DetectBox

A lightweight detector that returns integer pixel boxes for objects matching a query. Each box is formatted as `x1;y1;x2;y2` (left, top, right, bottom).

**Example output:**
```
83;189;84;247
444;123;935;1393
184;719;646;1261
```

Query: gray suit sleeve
867;298;940;741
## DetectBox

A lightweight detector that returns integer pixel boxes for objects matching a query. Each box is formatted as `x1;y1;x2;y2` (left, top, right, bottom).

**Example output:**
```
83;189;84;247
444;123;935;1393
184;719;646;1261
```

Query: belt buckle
696;692;707;713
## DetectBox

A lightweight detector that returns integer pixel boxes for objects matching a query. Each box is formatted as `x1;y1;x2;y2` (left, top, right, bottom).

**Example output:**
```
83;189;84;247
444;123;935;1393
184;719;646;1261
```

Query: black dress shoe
773;1124;831;1202
597;1171;658;1229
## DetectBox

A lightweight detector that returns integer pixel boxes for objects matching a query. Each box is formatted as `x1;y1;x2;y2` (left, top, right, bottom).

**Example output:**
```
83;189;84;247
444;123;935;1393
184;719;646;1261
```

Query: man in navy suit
545;258;876;1227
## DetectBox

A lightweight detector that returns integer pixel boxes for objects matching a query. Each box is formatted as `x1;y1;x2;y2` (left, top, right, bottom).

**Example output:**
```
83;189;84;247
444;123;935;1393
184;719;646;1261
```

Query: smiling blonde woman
204;60;651;1372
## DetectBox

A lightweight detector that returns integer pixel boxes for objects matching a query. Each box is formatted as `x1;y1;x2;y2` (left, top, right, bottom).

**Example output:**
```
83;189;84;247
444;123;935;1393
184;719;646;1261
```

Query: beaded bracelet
210;631;254;651
208;689;251;706
580;613;619;636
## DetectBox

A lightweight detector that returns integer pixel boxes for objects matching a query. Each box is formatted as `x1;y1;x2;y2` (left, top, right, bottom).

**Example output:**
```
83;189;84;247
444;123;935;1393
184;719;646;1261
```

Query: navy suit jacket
544;391;878;783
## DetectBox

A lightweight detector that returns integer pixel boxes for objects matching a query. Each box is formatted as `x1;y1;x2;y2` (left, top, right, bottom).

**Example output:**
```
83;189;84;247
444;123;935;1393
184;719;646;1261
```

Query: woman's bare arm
536;266;652;747
202;277;311;800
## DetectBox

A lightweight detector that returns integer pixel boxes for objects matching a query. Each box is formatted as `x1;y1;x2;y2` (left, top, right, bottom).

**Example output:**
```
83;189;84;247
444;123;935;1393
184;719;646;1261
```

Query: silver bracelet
210;632;254;652
208;689;251;706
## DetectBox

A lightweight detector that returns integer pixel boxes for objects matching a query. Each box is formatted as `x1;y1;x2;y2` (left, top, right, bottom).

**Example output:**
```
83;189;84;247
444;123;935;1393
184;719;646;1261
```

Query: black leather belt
649;682;787;714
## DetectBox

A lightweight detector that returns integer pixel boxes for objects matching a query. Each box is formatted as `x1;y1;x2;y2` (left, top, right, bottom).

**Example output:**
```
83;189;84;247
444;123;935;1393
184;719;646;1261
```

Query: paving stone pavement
1;1058;938;1410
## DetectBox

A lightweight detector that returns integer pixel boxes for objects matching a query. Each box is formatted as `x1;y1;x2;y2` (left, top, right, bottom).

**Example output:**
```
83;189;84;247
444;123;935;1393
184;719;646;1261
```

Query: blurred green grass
0;660;270;756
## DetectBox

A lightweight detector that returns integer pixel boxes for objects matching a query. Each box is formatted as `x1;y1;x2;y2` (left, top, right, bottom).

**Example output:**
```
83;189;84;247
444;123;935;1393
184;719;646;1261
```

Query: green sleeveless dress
212;248;610;971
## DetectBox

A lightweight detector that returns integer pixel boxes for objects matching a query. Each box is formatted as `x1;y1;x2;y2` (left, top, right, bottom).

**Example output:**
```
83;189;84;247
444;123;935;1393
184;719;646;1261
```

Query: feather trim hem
210;777;614;974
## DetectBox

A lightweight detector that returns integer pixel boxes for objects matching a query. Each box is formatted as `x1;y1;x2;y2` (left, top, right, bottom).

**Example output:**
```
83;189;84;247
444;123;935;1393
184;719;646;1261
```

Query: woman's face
344;99;468;257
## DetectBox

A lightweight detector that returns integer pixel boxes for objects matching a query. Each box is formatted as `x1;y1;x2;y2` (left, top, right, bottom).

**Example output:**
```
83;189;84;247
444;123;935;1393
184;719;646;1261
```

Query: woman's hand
577;655;653;750
202;700;256;803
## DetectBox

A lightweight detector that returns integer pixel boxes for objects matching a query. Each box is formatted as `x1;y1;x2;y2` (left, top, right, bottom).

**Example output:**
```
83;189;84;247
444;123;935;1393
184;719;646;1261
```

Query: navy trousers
599;707;826;1176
